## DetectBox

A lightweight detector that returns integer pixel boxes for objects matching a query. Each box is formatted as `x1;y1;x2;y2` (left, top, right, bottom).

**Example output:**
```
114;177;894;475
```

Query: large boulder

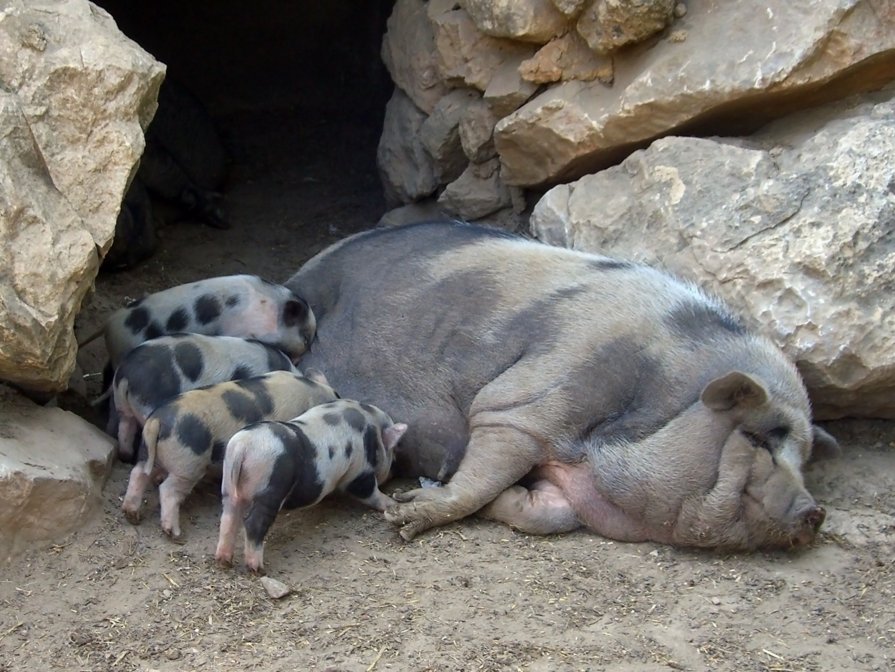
0;0;164;393
496;0;895;187
0;386;115;561
530;88;895;420
377;89;439;206
461;0;567;43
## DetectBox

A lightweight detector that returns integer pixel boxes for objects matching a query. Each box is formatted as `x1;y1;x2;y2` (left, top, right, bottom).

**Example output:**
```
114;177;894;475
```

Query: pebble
261;576;292;599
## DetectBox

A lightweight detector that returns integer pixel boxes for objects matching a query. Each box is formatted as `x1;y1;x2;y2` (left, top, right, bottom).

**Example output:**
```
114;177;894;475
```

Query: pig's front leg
344;471;396;511
385;425;541;540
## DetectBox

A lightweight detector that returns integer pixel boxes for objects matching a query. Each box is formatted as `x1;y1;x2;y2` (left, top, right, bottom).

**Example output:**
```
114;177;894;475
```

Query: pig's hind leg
159;472;203;539
479;480;582;534
385;425;541;540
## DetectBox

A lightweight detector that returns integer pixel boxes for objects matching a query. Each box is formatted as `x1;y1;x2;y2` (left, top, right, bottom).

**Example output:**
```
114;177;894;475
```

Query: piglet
81;274;316;367
121;371;338;538
109;333;298;461
215;400;407;572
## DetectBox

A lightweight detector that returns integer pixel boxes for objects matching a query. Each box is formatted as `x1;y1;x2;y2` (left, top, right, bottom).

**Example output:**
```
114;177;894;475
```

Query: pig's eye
742;431;775;459
768;426;789;441
743;431;769;450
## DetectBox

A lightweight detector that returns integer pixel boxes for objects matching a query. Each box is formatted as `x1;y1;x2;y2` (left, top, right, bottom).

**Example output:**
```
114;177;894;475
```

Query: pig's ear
383;423;408;450
701;371;769;411
304;367;330;386
810;425;841;461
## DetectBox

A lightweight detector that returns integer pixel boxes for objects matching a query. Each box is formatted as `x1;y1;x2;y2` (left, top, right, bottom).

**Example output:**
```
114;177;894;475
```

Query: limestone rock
438;158;512;220
260;576;292;599
519;31;614;84
0;387;115;560
530;89;895;420
460;99;499;163
378;201;448;228
382;0;449;114
0;0;164;392
461;0;567;44
377;89;439;206
483;56;540;117
551;0;588;17
576;0;676;55
432;7;536;91
420;89;480;184
496;0;895;187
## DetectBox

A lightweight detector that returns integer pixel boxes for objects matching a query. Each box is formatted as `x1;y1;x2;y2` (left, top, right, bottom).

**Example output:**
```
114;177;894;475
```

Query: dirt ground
2;111;894;672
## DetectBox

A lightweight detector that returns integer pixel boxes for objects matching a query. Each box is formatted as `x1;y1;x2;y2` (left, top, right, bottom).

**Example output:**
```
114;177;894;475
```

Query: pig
108;333;298;462
102;176;157;272
138;78;230;229
80;274;316;367
121;371;339;538
286;220;840;552
215;400;407;571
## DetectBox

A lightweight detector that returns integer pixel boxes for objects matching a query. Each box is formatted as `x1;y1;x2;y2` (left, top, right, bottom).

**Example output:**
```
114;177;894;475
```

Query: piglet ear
701;371;769;411
304;368;330;386
382;423;408;450
810;425;841;461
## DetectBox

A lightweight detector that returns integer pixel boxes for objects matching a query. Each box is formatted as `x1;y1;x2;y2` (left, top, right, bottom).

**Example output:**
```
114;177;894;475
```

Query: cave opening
92;0;397;274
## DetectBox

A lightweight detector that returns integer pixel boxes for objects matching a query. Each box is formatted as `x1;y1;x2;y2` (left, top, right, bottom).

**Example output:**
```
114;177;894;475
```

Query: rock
378;201;448;228
576;0;676;55
438;158;512;220
519;31;614;84
377;89;439;206
461;0;567;44
260;576;292;599
381;0;449;114
0;0;164;392
0;386;115;561
459;99;499;163
420;89;481;184
550;0;588;17
483;56;540;117
530;88;895;420
432;7;536;91
495;0;895;187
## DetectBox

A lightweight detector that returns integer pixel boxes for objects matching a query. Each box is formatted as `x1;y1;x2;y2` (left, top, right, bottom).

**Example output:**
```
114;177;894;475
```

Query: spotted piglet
215;400;407;572
83;274;316;367
109;334;298;462
121;371;339;538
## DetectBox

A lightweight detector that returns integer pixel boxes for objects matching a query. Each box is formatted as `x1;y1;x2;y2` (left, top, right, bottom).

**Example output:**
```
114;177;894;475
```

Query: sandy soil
2;112;894;672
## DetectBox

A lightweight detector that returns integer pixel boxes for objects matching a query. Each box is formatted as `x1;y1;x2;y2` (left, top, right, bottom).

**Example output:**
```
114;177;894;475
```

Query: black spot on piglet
343;408;367;433
174;342;204;382
177;414;212;455
322;412;341;426
144;321;164;340
124;307;150;334
222;390;262;424
363;425;380;468
166;308;189;332
194;294;222;325
346;471;376;499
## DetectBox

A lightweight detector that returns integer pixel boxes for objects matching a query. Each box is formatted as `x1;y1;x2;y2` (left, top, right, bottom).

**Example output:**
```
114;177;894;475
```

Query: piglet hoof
122;508;142;526
162;527;186;544
214;554;233;569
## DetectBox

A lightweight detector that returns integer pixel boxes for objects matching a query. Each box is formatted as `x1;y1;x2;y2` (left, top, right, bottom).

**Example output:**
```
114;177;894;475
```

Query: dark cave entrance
92;0;397;269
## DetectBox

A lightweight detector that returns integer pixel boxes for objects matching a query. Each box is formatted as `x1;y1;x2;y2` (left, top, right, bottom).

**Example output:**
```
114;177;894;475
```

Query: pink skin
538;463;668;543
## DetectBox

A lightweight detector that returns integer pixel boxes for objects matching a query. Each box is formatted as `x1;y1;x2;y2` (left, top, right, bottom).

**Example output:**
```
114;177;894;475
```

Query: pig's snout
802;504;826;532
790;503;826;547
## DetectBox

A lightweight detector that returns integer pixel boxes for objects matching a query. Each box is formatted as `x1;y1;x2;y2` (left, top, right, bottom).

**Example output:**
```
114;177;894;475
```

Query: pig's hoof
392;489;420;503
214;554;233;569
385;504;434;541
162;527;186;544
122;508;142;525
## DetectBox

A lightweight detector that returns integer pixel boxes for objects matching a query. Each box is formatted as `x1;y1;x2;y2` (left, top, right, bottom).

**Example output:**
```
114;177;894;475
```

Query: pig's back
287;221;795;478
